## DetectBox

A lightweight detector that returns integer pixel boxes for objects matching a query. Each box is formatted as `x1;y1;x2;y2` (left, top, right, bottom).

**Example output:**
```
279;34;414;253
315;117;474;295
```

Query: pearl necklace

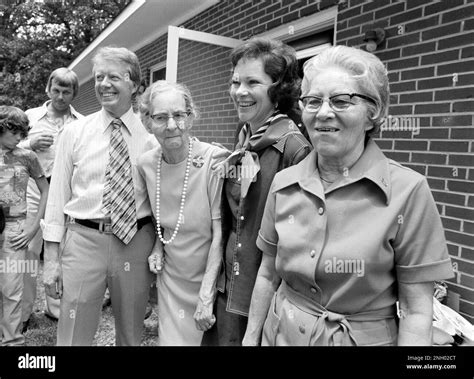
156;137;194;245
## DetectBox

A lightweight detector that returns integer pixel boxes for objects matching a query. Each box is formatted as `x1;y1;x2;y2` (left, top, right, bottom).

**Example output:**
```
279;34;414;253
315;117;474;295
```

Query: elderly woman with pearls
243;46;453;346
137;80;224;345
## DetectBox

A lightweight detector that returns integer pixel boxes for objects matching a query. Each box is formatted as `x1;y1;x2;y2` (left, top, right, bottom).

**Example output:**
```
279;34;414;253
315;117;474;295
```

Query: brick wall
337;0;474;323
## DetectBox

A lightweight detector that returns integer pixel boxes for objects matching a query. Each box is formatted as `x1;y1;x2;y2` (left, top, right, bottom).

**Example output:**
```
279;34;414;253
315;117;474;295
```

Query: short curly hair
0;105;29;139
302;45;389;135
230;37;300;114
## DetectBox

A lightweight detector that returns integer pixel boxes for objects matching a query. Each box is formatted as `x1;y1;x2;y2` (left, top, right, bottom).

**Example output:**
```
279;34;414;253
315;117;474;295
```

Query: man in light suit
42;47;156;345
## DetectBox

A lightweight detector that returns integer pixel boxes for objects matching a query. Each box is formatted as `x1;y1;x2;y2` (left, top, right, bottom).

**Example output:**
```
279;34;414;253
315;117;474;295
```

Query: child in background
0;106;49;346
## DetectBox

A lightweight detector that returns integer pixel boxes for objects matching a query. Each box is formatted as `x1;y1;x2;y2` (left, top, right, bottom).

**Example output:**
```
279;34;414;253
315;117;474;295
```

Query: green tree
0;0;130;109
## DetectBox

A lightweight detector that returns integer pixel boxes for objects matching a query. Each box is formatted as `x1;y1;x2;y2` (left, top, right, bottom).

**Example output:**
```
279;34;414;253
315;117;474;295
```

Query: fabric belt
74;216;152;234
280;281;396;346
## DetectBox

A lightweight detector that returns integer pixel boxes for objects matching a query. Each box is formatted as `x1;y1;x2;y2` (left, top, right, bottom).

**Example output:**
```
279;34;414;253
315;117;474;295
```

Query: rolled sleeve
394;178;454;283
256;181;278;257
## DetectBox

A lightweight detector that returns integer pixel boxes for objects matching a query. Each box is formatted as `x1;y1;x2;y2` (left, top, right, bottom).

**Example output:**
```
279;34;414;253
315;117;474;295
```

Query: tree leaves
0;0;130;109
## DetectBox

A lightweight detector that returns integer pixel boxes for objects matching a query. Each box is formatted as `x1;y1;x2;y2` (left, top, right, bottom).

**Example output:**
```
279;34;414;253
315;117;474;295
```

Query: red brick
363;0;390;12
390;81;416;93
438;32;474;50
391;7;422;25
394;140;428;151
371;135;392;148
338;5;362;21
401;66;434;80
442;4;474;24
383;151;410;162
387;57;419;70
439;60;474;77
422;22;461;41
380;130;412;139
404;164;426;175
427;177;446;190
435;87;474;101
348;12;373;28
399;91;432;103
453;101;474;112
388;105;413;115
402;42;436;56
388;72;399;82
387;32;421;49
404;14;439;33
441;217;462;231
337;26;361;40
282;10;300;24
415;103;451;114
431;141;469;153
412;152;447;165
461;247;474;260
420;50;459;65
417;76;453;90
375;48;401;61
446;231;474;247
434;191;466;206
464;221;474;234
449;154;474;166
424;0;464;16
428;166;467;180
448;180;474;194
460;274;474;288
433;115;472;127
469;196;474;207
415;128;449;139
466;18;474;31
300;3;319;18
448;243;460;256
374;3;405;19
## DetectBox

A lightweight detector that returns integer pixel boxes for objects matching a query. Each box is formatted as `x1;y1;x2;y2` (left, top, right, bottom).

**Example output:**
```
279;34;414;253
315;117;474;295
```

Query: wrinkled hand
193;299;216;331
31;133;54;151
148;250;165;274
242;334;259;346
9;227;36;250
43;260;62;299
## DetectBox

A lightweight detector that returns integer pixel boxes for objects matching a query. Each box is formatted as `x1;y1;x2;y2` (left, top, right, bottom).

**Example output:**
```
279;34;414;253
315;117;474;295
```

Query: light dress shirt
43;107;157;242
20;101;83;177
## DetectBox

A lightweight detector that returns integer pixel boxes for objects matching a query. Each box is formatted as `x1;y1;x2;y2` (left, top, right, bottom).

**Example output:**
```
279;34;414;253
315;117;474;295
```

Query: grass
24;260;159;346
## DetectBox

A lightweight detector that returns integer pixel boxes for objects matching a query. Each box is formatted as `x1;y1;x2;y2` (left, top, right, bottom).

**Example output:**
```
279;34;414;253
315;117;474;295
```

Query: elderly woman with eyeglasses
137;80;225;345
242;46;454;346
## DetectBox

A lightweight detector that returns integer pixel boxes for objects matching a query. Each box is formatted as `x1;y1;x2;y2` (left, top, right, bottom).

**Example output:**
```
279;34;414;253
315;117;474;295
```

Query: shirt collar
271;139;391;205
33;101;81;121
101;107;134;135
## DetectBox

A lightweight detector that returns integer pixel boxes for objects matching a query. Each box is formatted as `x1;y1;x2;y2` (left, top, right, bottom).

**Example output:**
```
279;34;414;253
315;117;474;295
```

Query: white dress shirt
43;107;157;242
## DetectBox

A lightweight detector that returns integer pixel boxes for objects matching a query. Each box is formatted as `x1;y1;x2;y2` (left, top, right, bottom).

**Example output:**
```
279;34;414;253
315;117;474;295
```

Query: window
150;62;166;83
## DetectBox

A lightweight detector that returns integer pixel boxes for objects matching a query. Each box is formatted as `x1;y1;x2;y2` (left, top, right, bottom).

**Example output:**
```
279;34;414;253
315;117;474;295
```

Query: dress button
240;216;244;221
299;325;306;334
318;207;324;215
310;250;316;258
310;287;317;294
237;243;242;248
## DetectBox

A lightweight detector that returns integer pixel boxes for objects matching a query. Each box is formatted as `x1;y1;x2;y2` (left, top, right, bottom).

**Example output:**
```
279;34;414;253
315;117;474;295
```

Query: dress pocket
261;292;281;346
350;318;398;346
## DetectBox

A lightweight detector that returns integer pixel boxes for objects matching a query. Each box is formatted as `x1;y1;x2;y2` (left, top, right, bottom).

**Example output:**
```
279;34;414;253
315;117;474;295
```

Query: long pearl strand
156;137;193;245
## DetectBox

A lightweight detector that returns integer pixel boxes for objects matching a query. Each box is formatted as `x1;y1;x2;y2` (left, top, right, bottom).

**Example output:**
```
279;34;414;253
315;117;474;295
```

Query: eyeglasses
299;93;376;113
150;111;191;127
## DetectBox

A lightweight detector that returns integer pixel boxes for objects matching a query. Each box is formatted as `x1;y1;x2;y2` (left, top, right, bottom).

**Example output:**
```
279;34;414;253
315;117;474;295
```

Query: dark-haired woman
202;37;312;346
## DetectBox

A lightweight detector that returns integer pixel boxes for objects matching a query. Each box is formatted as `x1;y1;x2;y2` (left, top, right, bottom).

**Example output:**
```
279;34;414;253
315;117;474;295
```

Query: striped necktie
102;118;137;244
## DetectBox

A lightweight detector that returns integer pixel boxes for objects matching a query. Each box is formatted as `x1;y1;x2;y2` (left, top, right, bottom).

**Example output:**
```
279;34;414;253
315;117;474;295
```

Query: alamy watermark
0;257;38;277
324;258;365;277
380;115;420;136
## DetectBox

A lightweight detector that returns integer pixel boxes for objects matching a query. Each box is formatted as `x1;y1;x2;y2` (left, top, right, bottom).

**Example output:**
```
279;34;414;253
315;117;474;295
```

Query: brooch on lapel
192;155;204;168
